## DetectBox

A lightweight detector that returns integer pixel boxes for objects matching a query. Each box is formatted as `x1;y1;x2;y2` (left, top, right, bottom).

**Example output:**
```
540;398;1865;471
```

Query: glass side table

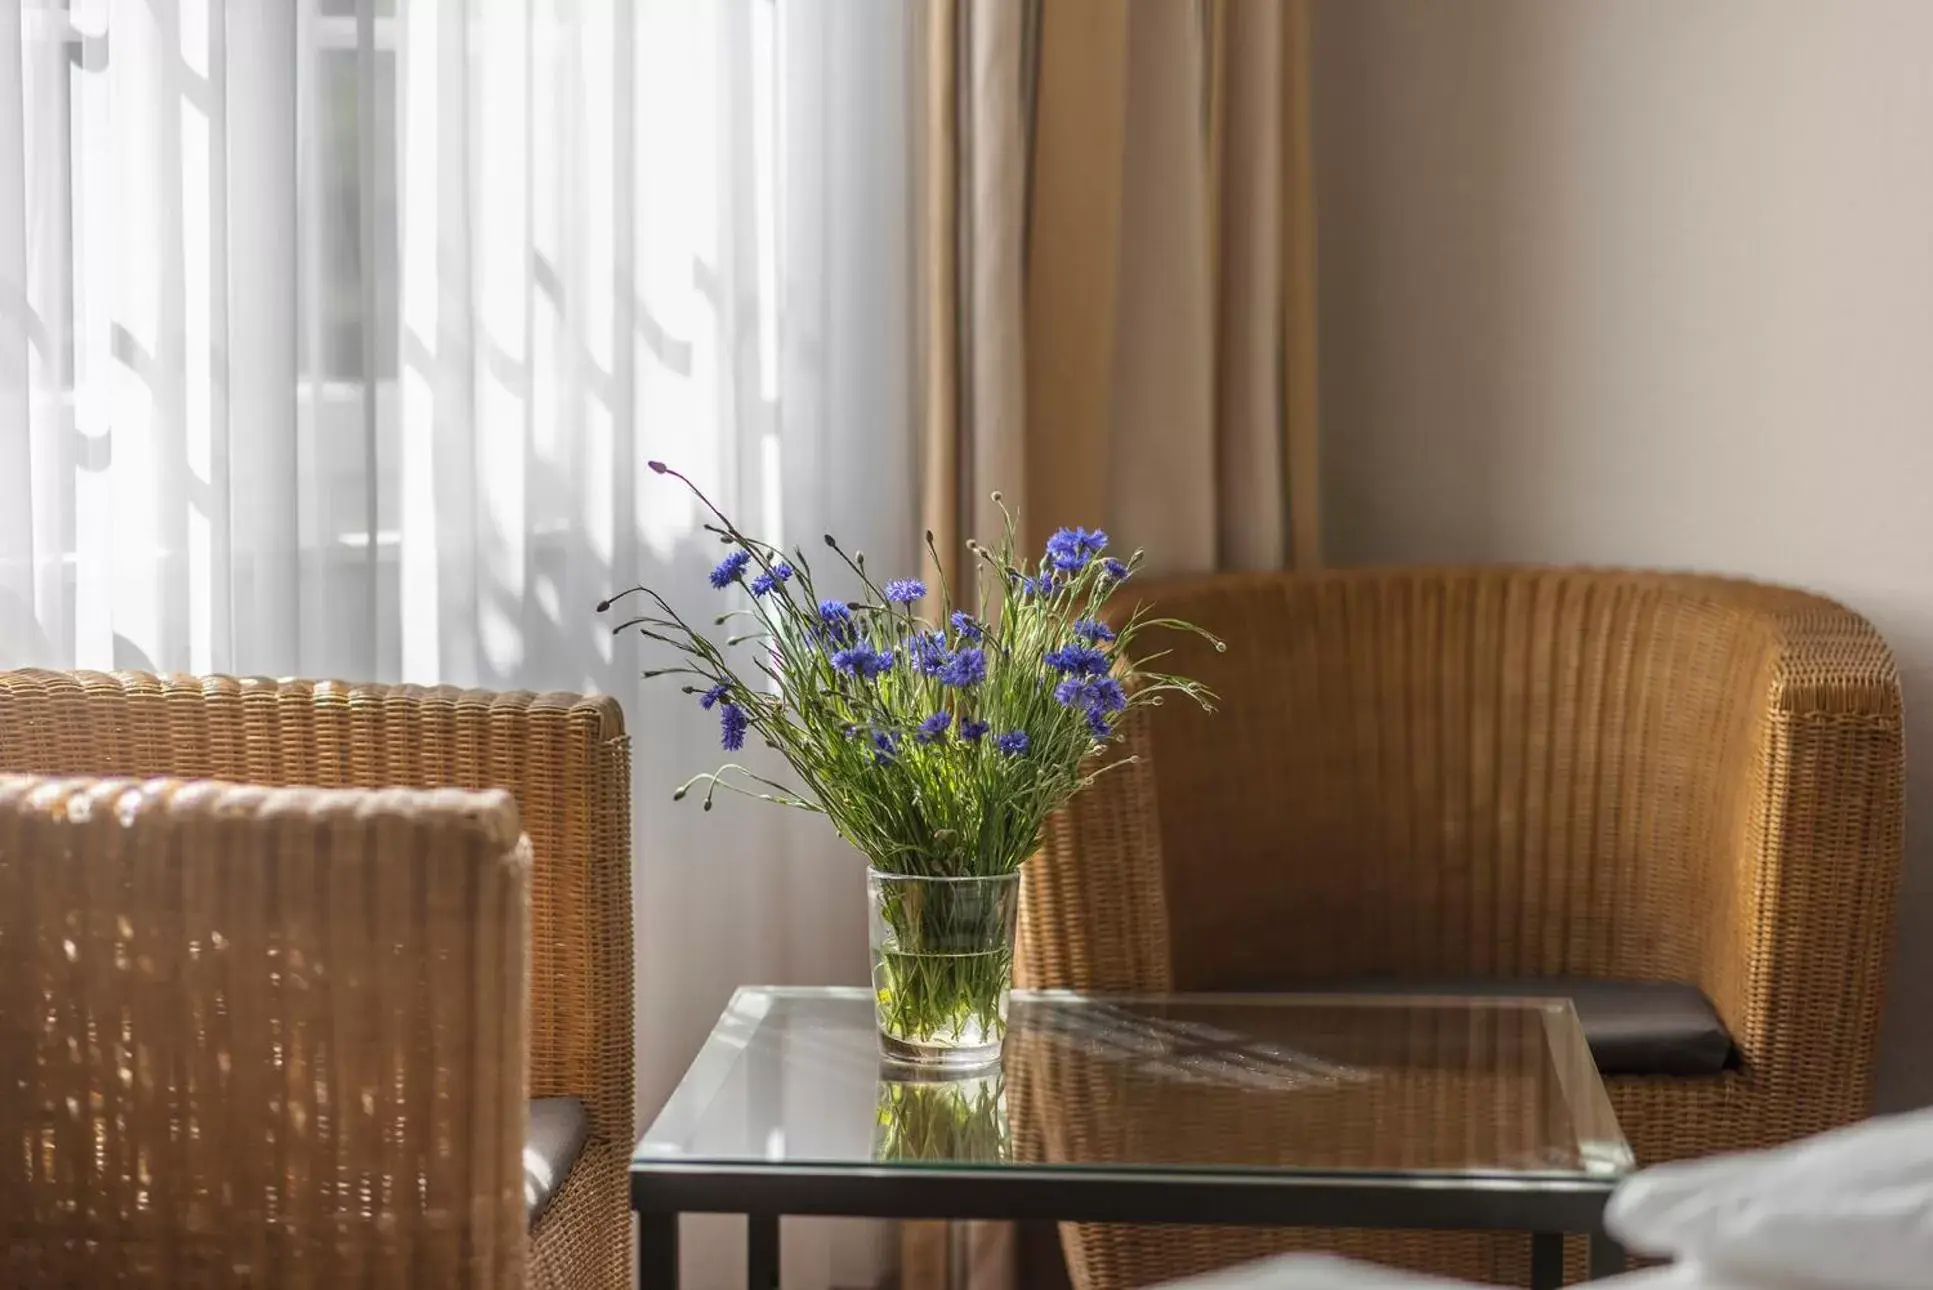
633;988;1635;1290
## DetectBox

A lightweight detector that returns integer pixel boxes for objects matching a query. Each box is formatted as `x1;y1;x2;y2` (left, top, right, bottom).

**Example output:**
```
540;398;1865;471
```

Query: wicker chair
1018;567;1903;1288
0;776;531;1286
0;671;633;1290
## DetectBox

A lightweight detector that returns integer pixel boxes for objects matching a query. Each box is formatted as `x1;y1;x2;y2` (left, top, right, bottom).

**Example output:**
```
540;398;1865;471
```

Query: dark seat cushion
526;1097;589;1227
1320;978;1735;1076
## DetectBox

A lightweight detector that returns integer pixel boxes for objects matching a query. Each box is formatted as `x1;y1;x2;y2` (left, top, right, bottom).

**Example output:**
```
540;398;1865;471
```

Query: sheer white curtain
0;1;912;1283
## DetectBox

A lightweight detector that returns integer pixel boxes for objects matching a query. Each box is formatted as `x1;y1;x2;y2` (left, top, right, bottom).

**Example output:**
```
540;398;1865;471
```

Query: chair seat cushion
526;1097;589;1226
1319;977;1735;1076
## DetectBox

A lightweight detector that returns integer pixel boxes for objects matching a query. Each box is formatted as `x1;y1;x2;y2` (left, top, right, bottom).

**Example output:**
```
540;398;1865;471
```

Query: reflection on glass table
874;1067;1011;1164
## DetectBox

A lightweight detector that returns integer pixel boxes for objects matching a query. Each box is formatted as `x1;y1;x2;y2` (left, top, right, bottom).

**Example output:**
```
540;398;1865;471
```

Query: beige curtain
907;1;1319;1285
919;0;1319;595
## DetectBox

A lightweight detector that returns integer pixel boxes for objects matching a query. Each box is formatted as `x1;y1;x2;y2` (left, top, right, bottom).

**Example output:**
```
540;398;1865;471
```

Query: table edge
628;1159;1620;1232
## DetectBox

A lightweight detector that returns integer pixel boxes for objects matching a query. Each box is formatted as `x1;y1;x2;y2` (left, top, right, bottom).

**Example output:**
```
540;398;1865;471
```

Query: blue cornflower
995;730;1031;757
883;578;927;604
1044;526;1108;573
1011;569;1057;598
915;711;952;745
720;702;749;751
1056;675;1128;714
697;682;730;710
1073;619;1116;644
1087;676;1127;712
831;645;895;681
1055;677;1127;733
749;561;794;597
1045;643;1109;677
939;646;986;688
959;719;990;742
908;630;950;676
710;549;751;589
816;599;858;645
872;729;902;765
1101;558;1131;582
950;611;984;641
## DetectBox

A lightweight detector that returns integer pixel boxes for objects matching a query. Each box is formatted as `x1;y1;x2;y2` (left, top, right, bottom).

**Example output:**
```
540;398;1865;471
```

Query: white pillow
1160;1253;1687;1288
1604;1269;1797;1289
1153;1112;1933;1290
1604;1107;1933;1289
1161;1254;1474;1288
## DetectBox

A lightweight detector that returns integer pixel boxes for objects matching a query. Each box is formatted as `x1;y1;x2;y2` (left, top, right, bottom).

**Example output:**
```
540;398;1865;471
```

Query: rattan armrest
1692;588;1902;1089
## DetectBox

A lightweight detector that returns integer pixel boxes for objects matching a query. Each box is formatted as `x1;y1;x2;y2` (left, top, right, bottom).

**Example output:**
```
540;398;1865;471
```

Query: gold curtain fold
919;0;1319;586
907;1;1320;1285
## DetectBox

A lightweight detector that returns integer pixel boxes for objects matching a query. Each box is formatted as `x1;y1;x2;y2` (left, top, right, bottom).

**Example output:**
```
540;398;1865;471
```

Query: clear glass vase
867;868;1020;1068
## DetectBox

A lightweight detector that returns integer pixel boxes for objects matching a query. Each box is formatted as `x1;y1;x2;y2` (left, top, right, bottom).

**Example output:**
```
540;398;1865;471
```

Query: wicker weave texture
1019;567;1903;1288
0;777;529;1287
0;672;634;1290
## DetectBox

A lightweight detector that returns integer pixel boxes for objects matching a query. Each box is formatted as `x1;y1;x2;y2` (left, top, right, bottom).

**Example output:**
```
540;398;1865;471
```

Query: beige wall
1313;0;1933;1107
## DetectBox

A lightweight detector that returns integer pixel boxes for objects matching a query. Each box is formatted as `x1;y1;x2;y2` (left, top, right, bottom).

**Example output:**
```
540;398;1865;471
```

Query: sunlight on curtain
0;3;915;1284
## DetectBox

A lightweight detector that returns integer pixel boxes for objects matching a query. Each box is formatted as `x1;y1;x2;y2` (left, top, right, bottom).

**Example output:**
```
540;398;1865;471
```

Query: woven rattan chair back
0;777;530;1287
0;672;633;1290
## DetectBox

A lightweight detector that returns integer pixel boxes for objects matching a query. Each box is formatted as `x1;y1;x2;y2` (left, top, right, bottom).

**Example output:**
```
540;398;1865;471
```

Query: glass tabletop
635;988;1633;1184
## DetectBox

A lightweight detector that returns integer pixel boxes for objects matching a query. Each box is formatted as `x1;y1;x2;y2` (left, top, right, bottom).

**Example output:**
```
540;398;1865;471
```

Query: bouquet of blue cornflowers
602;461;1219;1058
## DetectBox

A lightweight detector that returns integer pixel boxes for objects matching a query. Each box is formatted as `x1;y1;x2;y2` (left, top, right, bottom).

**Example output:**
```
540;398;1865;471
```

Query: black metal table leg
748;1213;781;1290
639;1210;680;1290
1588;1229;1626;1280
1530;1232;1564;1290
